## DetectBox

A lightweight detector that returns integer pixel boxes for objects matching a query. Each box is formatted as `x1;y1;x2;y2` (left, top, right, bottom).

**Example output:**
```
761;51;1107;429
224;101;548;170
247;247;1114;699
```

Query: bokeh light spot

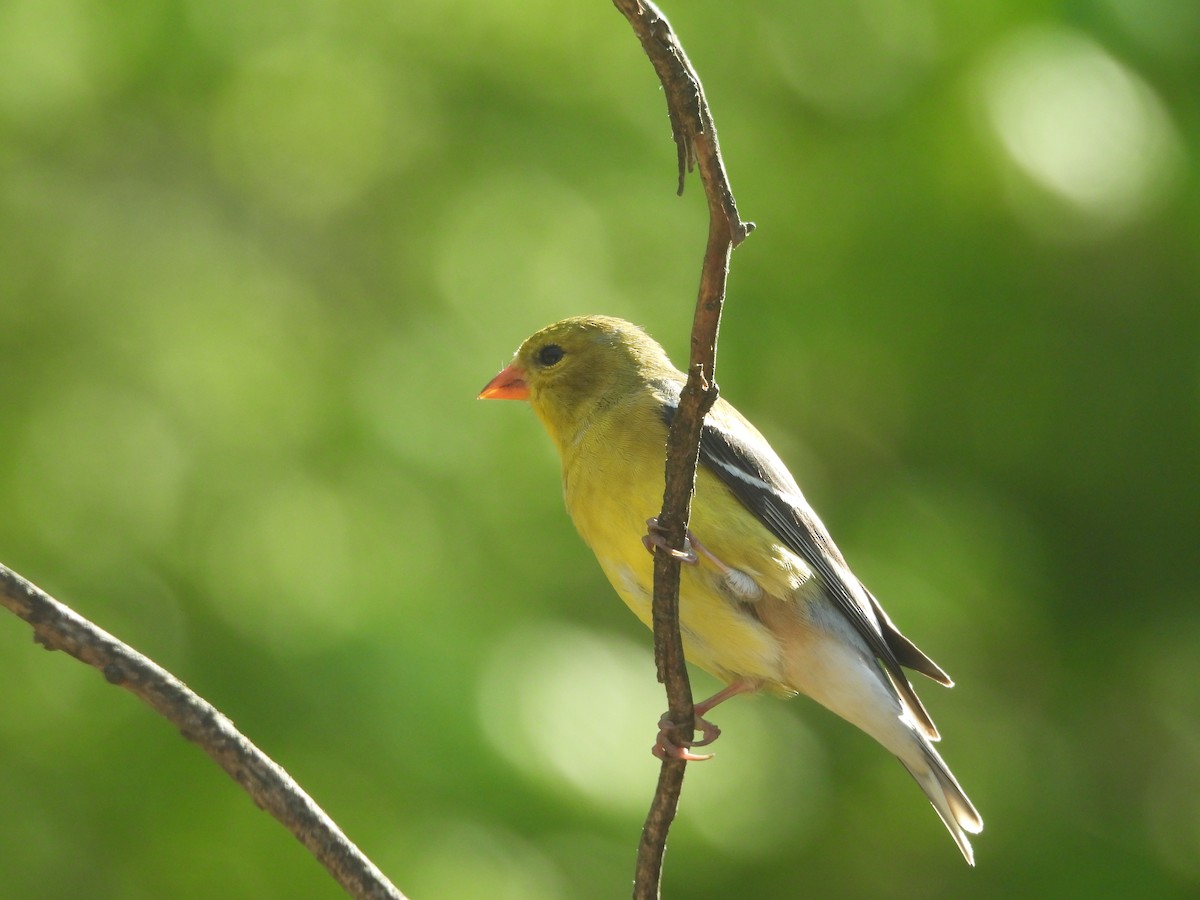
478;621;662;815
978;27;1182;233
480;620;829;854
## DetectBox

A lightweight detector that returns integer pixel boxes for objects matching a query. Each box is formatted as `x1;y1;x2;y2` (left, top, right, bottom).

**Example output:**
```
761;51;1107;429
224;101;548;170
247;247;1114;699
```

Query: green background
1;1;1197;897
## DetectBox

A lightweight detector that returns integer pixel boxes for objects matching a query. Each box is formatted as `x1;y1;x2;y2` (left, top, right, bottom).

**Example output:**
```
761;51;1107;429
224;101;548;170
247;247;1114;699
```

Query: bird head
479;315;675;450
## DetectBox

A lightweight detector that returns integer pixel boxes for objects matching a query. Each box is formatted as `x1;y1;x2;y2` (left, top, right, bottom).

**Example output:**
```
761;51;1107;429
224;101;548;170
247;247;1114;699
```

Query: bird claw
651;712;722;761
653;741;713;762
642;517;699;565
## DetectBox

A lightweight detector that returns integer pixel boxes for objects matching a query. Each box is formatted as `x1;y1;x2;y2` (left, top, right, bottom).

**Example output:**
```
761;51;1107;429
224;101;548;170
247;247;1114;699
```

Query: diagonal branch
610;2;753;898
0;563;407;900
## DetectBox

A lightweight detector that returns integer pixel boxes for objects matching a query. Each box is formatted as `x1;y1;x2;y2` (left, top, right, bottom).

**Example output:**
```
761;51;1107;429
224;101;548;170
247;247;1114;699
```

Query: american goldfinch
479;315;982;864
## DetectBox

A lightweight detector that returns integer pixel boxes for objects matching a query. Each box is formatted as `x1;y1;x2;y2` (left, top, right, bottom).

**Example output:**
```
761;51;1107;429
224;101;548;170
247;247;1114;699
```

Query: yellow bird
479;315;982;864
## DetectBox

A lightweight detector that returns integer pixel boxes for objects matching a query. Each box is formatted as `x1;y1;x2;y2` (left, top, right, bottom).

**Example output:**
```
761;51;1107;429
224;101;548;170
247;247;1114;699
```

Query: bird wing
660;396;949;738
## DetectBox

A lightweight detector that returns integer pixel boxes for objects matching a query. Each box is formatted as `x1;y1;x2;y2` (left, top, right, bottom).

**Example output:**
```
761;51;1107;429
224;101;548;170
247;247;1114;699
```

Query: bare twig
610;1;753;897
0;563;407;900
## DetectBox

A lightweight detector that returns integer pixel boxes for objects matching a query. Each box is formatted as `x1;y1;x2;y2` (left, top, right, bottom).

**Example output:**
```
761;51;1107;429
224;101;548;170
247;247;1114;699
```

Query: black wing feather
694;417;901;668
661;401;946;737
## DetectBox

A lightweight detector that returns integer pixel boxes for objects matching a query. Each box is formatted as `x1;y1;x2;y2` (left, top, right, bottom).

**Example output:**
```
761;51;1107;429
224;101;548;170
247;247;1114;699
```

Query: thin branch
610;1;753;898
0;563;407;900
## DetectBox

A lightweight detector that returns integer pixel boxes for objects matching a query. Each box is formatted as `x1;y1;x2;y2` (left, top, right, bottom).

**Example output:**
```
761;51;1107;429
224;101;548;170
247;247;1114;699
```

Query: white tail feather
900;739;983;865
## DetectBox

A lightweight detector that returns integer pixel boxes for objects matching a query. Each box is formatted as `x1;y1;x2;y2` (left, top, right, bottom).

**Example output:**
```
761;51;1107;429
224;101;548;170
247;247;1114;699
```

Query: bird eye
536;344;564;367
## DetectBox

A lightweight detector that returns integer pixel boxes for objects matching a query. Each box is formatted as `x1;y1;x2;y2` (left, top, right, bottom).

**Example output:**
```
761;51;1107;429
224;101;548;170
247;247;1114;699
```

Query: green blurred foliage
1;0;1198;897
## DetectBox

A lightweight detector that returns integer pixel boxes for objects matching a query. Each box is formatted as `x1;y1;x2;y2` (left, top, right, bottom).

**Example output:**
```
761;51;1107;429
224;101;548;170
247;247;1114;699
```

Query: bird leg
644;518;763;602
652;681;757;761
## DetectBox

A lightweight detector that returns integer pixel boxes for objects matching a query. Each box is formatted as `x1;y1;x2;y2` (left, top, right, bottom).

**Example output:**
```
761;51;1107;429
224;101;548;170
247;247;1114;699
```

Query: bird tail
899;738;983;866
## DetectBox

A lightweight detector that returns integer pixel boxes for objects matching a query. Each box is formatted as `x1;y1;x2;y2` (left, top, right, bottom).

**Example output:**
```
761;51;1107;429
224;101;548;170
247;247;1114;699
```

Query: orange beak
478;362;529;400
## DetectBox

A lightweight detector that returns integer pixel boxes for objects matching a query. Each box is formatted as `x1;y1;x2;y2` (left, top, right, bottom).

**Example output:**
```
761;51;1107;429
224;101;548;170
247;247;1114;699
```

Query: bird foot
641;517;699;565
651;712;722;761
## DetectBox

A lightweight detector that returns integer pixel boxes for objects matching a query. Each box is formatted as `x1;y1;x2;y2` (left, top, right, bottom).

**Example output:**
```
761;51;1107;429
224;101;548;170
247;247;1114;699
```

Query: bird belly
593;550;787;689
569;489;785;686
563;433;787;689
